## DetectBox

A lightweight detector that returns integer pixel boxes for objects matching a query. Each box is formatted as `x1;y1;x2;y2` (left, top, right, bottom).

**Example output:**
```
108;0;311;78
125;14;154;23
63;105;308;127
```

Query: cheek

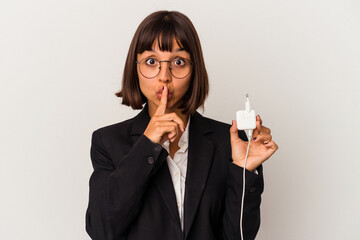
137;67;149;93
173;82;186;96
179;77;192;94
138;78;151;94
138;78;159;102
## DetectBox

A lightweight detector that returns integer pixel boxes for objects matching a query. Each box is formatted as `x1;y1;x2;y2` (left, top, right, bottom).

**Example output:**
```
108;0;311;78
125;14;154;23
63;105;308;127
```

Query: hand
230;115;278;172
143;86;185;145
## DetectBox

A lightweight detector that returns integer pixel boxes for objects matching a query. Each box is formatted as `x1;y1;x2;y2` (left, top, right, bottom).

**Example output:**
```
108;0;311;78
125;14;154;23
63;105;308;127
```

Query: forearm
222;163;264;240
86;132;168;239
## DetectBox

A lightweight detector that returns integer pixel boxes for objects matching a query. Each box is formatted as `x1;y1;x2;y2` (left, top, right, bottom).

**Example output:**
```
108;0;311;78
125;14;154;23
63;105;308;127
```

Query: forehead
136;26;192;53
151;37;183;51
137;37;190;59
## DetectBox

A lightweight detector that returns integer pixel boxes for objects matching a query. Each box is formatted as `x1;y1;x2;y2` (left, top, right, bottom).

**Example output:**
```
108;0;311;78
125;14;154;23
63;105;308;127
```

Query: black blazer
86;104;264;240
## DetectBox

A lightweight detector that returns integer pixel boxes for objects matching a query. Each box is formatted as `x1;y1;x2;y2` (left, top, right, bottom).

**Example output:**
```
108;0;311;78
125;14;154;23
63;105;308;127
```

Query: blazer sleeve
85;130;168;240
222;163;264;240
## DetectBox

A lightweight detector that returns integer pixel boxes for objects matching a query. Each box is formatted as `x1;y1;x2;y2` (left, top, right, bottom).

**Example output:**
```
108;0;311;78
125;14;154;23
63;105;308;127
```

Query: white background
1;0;359;239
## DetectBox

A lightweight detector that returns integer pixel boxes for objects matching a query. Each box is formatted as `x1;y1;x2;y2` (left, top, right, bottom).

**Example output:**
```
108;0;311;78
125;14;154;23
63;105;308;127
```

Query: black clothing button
249;187;256;193
147;156;155;164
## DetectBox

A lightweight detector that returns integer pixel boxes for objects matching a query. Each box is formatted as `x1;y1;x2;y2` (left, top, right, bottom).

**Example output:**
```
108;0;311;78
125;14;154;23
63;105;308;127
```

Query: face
137;38;192;114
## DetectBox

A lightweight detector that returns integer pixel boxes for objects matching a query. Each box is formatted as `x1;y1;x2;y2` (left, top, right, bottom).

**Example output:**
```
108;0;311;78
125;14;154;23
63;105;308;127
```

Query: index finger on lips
154;86;168;116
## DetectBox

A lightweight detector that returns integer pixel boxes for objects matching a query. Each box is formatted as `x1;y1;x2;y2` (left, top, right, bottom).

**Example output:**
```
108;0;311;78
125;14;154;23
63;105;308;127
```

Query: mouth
156;89;173;100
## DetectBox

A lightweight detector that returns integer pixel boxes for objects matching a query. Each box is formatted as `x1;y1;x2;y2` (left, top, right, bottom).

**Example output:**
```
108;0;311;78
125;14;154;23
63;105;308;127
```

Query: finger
265;141;279;151
253;133;272;143
230;120;242;143
259;126;271;134
154;86;168;115
158;124;178;139
252;116;261;137
167;124;179;139
168;129;178;142
256;115;262;132
157;113;185;132
253;115;270;138
168;133;176;142
156;121;179;133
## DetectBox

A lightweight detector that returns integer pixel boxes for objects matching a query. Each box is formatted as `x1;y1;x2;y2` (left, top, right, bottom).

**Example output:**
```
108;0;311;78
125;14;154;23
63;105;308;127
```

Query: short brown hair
115;10;209;115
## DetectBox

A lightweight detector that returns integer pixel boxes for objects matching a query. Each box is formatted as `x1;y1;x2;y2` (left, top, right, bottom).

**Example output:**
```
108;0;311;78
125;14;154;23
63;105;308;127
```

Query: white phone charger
235;93;256;240
236;94;256;139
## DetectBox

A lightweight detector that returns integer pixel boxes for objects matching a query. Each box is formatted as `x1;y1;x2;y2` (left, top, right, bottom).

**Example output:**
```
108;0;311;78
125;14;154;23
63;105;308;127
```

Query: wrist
232;159;256;172
143;132;159;144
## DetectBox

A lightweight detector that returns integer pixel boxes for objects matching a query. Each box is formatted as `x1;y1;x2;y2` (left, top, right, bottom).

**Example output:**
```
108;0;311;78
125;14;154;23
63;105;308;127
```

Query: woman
86;10;278;240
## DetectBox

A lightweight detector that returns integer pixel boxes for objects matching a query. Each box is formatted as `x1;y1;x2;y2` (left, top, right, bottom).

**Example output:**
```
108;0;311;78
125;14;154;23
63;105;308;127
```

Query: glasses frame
136;57;194;79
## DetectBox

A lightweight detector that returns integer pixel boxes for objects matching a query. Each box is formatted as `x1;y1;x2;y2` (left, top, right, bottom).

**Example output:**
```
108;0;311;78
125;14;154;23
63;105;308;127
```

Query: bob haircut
115;10;209;115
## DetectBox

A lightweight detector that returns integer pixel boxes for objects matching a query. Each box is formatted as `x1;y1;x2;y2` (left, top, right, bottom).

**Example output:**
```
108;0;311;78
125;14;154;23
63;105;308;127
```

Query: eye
173;58;186;66
145;58;157;66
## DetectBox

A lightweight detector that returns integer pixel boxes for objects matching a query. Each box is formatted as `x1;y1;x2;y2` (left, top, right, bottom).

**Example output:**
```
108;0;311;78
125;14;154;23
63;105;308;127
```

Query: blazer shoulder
92;117;135;139
202;116;231;129
200;115;231;134
199;114;248;142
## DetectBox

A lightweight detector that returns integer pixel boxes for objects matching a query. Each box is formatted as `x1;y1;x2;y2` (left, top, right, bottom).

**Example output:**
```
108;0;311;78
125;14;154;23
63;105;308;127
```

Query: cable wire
240;129;253;240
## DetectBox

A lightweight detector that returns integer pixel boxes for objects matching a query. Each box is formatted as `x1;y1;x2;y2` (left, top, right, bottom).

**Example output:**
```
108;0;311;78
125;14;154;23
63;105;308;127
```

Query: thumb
230;120;241;143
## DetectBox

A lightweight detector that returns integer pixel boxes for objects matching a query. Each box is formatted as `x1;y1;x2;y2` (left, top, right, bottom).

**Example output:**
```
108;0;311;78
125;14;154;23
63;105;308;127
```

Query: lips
156;88;173;100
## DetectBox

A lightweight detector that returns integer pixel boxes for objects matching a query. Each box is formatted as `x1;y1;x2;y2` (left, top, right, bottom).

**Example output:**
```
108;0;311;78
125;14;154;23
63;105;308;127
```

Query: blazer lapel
130;104;151;137
184;112;215;240
154;162;181;226
130;104;181;227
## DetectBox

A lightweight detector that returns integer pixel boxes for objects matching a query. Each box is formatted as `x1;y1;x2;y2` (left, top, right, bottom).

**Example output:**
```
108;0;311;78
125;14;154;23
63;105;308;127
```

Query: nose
158;61;172;83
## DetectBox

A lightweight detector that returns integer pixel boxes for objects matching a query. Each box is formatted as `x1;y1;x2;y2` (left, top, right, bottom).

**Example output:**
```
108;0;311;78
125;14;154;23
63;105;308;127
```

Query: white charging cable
236;94;256;240
240;129;253;240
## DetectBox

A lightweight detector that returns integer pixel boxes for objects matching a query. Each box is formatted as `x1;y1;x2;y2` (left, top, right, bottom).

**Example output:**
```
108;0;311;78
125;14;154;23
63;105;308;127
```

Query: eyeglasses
136;57;193;79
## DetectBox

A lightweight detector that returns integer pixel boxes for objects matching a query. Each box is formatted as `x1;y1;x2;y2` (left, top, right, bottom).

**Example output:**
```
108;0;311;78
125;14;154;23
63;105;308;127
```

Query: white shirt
161;117;190;231
161;118;257;231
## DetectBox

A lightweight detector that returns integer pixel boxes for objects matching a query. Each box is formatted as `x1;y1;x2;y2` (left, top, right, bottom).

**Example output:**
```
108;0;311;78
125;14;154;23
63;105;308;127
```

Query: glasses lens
138;58;193;79
139;58;160;79
170;58;192;79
